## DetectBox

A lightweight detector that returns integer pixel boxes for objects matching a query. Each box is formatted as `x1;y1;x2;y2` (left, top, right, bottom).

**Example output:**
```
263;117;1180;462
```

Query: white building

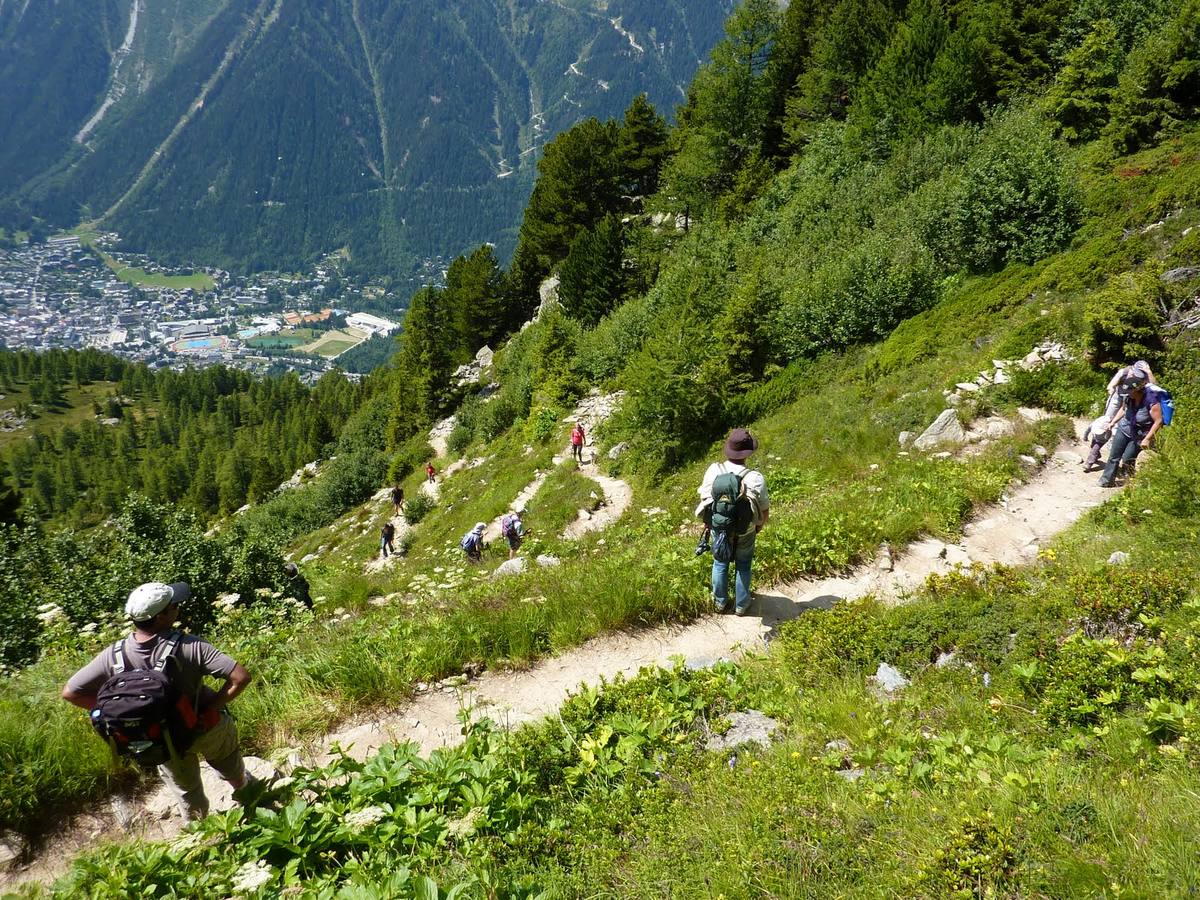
345;312;399;337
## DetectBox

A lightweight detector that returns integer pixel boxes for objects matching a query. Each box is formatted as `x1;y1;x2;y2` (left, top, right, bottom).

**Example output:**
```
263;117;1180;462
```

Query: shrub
1083;271;1165;368
386;435;433;484
993;359;1106;415
523;405;561;444
403;493;435;525
446;423;472;455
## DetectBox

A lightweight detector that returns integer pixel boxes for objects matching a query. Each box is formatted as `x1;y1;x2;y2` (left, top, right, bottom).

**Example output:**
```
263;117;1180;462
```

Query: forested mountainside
3;0;1200;894
0;0;731;272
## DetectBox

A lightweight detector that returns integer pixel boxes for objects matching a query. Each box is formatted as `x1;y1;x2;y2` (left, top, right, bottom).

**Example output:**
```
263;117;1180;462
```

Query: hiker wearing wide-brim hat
62;581;257;821
696;429;770;616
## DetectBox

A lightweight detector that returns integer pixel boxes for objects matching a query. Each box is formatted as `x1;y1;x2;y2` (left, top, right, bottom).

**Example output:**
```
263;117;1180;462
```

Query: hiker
500;509;526;559
1084;360;1156;471
570;422;586;465
425;462;437;484
1097;373;1166;488
380;521;396;558
461;522;486;563
283;561;313;609
61;581;254;821
390;484;405;517
696;428;770;616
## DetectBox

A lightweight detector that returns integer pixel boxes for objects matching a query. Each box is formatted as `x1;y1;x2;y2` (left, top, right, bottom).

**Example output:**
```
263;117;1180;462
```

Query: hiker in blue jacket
1097;374;1165;487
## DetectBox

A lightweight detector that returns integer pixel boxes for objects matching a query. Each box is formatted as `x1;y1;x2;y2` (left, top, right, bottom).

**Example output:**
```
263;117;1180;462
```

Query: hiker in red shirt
570;422;586;465
425;462;436;484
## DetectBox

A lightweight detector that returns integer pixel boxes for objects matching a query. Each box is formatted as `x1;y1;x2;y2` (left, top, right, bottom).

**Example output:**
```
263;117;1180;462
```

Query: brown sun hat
723;428;758;461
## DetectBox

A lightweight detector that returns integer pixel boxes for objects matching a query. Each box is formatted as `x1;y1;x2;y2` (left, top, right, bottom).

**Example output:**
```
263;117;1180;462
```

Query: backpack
89;632;198;769
1148;385;1175;425
501;514;519;539
460;531;481;552
708;467;756;563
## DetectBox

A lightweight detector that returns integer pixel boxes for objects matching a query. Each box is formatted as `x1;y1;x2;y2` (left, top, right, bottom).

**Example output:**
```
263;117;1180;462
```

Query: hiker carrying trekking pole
696;429;770;616
62;581;257;821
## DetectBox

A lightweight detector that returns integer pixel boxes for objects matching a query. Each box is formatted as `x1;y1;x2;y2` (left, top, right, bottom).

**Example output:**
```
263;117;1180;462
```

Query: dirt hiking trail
2;419;1113;890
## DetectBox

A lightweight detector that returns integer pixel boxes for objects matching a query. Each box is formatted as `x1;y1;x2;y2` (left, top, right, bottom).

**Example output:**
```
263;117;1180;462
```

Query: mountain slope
1;0;731;271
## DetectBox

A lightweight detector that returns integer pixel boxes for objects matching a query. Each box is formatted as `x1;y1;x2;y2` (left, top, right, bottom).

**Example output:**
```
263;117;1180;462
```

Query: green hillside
2;0;1200;895
0;0;731;272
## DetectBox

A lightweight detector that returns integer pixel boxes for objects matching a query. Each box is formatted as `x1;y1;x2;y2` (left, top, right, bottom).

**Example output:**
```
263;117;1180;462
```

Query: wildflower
169;830;207;853
344;805;388;830
230;860;274;893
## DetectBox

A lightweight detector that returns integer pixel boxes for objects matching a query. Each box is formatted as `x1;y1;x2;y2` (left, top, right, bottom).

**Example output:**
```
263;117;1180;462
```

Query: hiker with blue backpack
696;428;770;616
1083;360;1156;472
461;522;487;563
61;581;256;821
1097;371;1174;488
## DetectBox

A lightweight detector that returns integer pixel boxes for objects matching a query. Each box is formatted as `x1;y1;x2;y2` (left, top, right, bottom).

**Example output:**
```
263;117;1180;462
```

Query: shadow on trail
750;591;842;642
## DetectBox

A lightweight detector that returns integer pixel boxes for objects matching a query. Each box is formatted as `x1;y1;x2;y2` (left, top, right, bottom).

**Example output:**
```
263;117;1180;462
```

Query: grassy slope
7;135;1200;894
0;381;132;450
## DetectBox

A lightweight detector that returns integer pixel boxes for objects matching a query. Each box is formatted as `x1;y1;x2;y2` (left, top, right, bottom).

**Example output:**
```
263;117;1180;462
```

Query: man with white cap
62;581;254;820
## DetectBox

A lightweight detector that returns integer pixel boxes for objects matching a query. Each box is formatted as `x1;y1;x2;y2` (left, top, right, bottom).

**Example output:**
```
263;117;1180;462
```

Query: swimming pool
173;337;225;351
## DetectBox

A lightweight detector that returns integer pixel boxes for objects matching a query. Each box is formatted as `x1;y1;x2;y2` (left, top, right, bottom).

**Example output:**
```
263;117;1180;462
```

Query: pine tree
1046;19;1123;141
558;216;627;328
615;95;670;204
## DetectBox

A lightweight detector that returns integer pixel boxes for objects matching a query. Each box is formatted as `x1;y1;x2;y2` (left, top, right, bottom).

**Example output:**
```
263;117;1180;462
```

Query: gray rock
835;768;865;782
983;417;1015;439
898;431;915;449
1161;267;1200;284
1019;454;1038;466
493;558;528;577
0;830;27;870
956;381;981;392
301;553;318;564
608;441;630;459
913;409;967;451
535;555;561;568
876;543;894;572
825;739;851;753
1019;408;1052;424
870;662;910;694
931;451;953;459
705;710;780;752
1108;550;1131;566
993;368;1010;385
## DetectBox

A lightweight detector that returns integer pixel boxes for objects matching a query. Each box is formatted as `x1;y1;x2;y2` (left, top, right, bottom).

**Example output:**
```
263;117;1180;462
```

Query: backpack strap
152;630;183;674
111;638;128;675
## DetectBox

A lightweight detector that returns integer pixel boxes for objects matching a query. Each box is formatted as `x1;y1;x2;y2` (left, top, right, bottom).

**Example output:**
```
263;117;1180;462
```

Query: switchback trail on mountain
1;419;1113;890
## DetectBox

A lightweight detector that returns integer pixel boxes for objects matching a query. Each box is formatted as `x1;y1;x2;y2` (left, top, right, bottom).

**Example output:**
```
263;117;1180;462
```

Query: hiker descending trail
0;416;1124;890
319;418;1114;761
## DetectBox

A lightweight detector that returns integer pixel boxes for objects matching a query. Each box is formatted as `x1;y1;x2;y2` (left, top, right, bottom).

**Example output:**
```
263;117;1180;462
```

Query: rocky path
2;420;1111;890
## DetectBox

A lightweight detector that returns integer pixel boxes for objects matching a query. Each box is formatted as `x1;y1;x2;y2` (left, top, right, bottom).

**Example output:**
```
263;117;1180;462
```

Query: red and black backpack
89;631;199;769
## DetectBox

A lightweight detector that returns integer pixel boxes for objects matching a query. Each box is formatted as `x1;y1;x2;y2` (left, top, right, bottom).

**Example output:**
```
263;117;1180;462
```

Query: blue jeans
1099;427;1142;486
713;532;756;611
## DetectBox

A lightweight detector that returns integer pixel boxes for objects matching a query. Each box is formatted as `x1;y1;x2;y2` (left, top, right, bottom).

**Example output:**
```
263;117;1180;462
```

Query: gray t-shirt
67;632;237;705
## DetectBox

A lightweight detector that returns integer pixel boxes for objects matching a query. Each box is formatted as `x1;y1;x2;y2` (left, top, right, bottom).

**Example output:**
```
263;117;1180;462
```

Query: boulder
955;381;981;392
1163;266;1200;284
993;368;1010;384
535;555;561;568
870;662;910;695
705;710;780;751
608;441;630;459
0;830;27;870
898;431;915;449
493;558;528;578
912;410;967;451
983;417;1015;440
1018;407;1052;423
1108;550;1131;566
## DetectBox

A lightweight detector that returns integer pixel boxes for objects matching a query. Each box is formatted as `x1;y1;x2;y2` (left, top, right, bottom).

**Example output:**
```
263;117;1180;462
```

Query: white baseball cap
125;581;190;621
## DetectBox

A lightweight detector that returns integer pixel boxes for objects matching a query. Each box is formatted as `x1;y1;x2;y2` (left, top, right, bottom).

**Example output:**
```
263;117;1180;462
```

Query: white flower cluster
344;805;388;830
230;859;274;893
35;602;65;624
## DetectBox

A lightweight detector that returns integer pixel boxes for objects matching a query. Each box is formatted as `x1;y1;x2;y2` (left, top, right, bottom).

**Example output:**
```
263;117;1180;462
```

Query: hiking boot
713;598;730;613
734;603;751;617
1097;477;1115;488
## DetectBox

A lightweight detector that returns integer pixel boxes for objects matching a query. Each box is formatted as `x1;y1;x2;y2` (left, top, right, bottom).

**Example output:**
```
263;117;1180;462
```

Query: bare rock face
913;409;966;451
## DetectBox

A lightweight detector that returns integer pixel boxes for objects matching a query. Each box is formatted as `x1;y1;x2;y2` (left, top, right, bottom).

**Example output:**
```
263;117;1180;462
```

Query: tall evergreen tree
615;95;670;203
558;216;628;328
